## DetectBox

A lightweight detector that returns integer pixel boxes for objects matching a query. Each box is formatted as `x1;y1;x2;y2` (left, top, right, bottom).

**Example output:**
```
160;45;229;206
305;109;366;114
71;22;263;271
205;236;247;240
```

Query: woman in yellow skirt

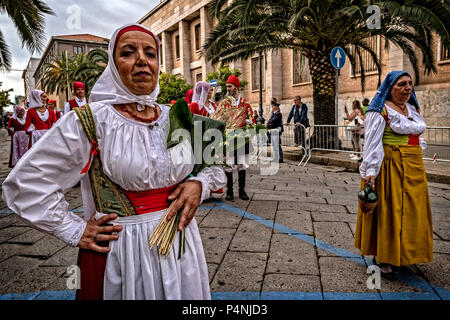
355;71;433;280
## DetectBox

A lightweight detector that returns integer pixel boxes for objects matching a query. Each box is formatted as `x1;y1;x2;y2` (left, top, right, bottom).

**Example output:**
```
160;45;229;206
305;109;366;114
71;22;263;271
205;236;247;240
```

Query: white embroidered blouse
2;103;226;247
359;102;427;179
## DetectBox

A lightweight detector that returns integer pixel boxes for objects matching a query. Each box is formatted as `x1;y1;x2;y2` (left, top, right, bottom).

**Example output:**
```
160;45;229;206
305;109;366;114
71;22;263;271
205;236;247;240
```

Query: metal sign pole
335;68;339;150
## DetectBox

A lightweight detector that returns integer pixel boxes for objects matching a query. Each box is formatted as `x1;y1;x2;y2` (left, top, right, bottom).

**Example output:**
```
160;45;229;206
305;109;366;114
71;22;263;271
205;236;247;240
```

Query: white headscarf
89;24;161;111
28;89;45;109
12;105;26;125
192;81;211;110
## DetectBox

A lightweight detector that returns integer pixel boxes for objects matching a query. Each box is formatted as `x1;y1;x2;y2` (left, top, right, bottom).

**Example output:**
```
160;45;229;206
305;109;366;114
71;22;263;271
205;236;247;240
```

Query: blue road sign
330;47;346;69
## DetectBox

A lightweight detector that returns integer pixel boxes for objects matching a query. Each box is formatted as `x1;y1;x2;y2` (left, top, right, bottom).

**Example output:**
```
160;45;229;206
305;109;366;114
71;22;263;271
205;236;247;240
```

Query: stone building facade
32;34;109;112
139;0;450;126
22;57;40;102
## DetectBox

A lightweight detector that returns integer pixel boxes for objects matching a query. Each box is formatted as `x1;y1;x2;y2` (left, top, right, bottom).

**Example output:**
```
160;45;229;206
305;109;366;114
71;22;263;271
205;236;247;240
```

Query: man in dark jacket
267;99;283;163
285;96;308;148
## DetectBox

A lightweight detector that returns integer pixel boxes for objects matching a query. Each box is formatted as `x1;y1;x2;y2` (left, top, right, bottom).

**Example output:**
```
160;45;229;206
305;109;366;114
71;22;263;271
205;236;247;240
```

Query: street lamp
256;51;265;125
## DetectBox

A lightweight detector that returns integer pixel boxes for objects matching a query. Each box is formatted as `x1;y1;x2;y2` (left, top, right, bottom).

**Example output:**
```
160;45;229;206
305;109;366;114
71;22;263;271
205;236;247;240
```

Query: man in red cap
47;100;61;120
64;81;87;115
223;74;255;201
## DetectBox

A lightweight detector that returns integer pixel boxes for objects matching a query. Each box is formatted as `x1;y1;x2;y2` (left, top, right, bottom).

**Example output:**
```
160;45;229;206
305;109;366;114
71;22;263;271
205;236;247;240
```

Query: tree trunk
307;51;341;149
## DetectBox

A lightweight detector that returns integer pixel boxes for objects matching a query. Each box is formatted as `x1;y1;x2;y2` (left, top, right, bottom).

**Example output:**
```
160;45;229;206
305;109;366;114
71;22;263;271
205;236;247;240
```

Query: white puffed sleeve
2;112;91;247
187;166;227;203
359;111;386;179
64;102;71;116
419;134;427;150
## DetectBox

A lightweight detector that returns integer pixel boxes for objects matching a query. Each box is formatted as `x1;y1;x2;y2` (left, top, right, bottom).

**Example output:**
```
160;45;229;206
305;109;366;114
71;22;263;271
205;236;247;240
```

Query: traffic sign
330;47;346;69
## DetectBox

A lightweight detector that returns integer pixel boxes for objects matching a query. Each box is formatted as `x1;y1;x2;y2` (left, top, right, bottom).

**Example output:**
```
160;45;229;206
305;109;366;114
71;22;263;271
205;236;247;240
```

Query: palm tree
74;49;108;94
42;49;108;97
41;52;76;96
0;0;54;71
204;0;450;130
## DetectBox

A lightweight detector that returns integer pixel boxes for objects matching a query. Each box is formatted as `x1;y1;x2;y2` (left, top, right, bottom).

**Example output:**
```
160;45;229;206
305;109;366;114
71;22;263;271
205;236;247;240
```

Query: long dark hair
352;100;362;111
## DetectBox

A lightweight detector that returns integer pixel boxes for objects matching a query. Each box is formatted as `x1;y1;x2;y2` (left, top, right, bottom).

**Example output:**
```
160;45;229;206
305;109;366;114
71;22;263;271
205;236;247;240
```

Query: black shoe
238;170;249;200
239;189;249;200
372;257;397;281
225;172;233;201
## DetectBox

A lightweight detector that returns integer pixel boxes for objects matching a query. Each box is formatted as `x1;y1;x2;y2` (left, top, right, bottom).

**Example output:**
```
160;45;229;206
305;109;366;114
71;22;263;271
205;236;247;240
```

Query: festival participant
222;75;255;201
184;89;193;104
64;81;87;114
189;81;216;117
24;89;57;146
355;71;432;280
6;105;29;167
189;81;222;194
2;24;226;300
47;99;61;120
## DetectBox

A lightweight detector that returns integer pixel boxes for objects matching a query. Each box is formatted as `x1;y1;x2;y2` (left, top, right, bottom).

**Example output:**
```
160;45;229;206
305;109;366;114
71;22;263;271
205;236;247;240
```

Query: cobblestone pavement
0;129;449;300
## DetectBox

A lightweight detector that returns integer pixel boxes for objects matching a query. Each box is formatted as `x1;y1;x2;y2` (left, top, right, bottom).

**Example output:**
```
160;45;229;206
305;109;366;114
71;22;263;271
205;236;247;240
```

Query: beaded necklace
119;104;159;123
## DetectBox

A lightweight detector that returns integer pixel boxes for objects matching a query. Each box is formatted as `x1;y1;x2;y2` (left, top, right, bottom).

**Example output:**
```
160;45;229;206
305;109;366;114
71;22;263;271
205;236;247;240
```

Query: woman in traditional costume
6;105;29;168
355;71;433;280
189;81;216;117
2;24;226;300
189;81;222;194
24;89;57;146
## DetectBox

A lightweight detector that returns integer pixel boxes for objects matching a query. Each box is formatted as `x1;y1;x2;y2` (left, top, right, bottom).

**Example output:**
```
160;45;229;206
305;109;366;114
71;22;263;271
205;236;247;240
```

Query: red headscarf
184;89;194;103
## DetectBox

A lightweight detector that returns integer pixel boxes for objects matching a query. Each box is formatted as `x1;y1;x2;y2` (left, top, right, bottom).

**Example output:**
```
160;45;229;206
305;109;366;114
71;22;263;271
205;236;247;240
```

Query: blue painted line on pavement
1;290;444;300
1;201;448;300
209;200;450;300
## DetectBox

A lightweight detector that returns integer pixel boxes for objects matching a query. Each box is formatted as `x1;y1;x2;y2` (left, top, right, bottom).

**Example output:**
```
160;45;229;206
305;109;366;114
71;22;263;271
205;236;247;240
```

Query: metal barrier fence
421;126;450;162
281;124;450;166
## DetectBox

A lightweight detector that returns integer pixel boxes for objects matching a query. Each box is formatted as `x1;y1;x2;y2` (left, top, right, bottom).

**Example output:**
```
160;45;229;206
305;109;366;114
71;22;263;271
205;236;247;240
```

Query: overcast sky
0;0;159;98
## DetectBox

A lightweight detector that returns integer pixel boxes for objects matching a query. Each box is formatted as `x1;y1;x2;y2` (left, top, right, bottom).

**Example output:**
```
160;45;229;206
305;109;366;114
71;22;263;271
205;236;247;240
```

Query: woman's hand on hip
167;180;202;231
77;213;123;253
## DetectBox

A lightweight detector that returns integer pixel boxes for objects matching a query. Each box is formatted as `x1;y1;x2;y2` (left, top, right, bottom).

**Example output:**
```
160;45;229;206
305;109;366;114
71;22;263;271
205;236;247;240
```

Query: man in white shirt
64;81;87;115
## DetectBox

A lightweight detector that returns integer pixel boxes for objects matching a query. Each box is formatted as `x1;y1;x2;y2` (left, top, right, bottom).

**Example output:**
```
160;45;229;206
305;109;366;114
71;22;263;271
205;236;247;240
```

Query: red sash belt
124;184;179;214
408;134;420;146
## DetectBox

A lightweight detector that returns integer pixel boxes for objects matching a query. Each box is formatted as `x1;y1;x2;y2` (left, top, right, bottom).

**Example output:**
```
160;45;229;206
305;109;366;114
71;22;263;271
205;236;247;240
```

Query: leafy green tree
157;73;192;105
205;64;247;98
0;0;54;71
205;0;450;128
0;82;13;115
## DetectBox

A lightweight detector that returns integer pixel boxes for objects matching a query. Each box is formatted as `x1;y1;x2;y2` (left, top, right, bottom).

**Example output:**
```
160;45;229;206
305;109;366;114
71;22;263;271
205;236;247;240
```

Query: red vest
69;98;87;110
189;101;217;117
7;118;26;133
24;108;57;131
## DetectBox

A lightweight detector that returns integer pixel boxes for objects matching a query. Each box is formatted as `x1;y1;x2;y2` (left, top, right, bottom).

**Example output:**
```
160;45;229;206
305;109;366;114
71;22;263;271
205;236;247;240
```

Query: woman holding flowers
2;24;226;300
